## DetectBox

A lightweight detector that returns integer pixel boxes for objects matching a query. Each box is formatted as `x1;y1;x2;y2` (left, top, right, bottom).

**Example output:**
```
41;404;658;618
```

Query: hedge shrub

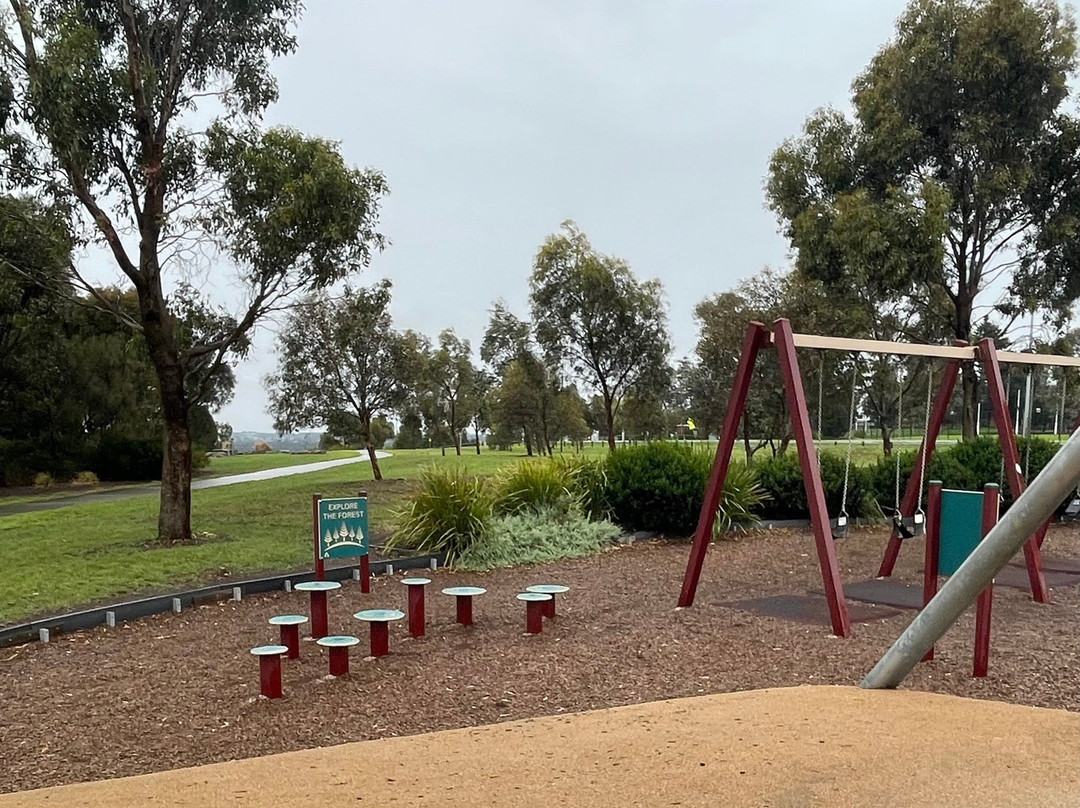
753;451;872;520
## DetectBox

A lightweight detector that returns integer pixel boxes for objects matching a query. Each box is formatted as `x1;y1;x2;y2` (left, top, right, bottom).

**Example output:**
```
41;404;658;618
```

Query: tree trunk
881;424;893;458
451;401;461;456
961;363;978;440
474;416;481;455
366;442;382;479
524;427;534;456
157;368;192;544
604;397;617;453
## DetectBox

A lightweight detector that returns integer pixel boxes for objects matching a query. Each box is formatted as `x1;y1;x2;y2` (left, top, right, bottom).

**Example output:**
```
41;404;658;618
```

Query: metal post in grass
862;428;1080;690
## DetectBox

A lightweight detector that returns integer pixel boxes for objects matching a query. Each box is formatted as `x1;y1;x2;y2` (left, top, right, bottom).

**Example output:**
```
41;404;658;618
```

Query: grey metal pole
861;427;1080;690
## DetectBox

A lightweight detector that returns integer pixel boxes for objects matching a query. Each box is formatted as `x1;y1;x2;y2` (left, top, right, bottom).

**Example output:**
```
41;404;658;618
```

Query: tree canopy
0;1;388;540
767;0;1080;438
530;221;671;452
267;281;421;479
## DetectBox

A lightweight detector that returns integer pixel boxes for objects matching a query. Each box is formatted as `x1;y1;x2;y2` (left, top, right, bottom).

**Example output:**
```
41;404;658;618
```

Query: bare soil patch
1;523;1076;794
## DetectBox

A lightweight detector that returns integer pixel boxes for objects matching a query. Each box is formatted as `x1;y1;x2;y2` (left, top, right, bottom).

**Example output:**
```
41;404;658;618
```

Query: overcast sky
212;0;915;432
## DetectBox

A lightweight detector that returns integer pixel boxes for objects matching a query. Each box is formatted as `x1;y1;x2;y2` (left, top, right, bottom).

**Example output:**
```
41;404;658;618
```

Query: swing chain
894;369;904;514
915;365;932;517
840;359;858;519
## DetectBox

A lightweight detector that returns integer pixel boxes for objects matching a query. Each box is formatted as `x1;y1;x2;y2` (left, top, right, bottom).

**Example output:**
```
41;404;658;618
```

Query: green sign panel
317;497;368;559
938;489;984;575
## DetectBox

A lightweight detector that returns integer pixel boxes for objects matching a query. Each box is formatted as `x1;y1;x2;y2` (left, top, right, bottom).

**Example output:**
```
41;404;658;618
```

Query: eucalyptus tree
767;0;1080;438
0;1;388;541
426;329;474;456
530;222;671;452
267;281;421;480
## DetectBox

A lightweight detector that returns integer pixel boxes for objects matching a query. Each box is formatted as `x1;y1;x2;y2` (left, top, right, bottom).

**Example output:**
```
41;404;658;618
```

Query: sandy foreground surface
1;685;1076;808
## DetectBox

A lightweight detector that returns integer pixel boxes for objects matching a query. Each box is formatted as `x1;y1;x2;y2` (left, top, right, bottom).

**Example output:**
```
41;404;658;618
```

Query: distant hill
232;431;322;453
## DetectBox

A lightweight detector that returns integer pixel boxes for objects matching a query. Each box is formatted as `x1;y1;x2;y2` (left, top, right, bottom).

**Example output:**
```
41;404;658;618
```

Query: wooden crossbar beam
781;332;1080;367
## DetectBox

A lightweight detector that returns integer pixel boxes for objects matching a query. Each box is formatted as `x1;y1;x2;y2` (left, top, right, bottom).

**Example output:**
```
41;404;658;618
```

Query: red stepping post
317;636;360;676
269;615;308;660
402;578;431;638
295;581;341;640
526;585;569;618
353;610;405;658
518;593;550;634
442;587;486;627
251;645;287;699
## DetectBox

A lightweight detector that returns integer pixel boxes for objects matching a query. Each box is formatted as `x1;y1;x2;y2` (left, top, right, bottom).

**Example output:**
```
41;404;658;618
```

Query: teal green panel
317;496;369;559
939;489;984;575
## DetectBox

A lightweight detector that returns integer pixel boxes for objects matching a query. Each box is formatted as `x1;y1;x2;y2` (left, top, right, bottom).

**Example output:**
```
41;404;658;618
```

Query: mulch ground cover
1;523;1077;794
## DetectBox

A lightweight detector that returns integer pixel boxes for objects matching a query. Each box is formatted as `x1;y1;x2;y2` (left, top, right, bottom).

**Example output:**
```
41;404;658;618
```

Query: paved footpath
0;686;1075;807
0;452;390;517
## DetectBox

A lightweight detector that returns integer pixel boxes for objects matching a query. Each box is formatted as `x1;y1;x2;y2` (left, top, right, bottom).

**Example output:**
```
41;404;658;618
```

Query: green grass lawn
201;449;361;476
0;448;546;625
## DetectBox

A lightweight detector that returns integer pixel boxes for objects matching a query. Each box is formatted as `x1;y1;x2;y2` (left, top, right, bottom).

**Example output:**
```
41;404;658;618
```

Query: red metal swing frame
677;318;1075;636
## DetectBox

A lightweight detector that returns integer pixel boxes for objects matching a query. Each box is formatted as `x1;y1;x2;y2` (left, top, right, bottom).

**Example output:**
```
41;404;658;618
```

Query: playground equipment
442;586;486;626
353;609;405;658
250;644;288;699
294;580;341;639
678;318;1080;637
401;577;431;637
921;482;1000;676
317;635;361;675
525;584;570;618
863;426;1080;688
268;614;308;659
517;592;552;634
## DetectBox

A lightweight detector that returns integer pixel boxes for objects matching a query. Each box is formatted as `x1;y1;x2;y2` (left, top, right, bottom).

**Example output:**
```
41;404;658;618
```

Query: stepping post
401;578;431;638
251;645;288;699
294;580;342;640
517;593;552;634
268;614;309;660
525;584;569;619
316;635;360;676
353;609;405;658
442;587;486;627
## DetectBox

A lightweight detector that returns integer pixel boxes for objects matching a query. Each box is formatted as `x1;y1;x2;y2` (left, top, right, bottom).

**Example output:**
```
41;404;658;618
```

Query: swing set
678;318;1080;638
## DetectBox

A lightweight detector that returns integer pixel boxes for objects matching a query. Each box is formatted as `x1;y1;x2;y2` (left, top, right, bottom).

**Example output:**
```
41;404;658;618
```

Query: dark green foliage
385;466;493;564
189;405;217;451
867;436;1063;506
492;461;581;517
92;436;163;481
753;452;871;520
393;411;426;449
603;442;767;536
604;443;708;534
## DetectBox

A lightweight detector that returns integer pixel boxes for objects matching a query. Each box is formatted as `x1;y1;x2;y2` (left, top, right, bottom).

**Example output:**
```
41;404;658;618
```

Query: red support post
878;352;964;577
369;621;389;658
360;554;371;594
312;493;324;581
978;339;1049;603
526;600;544;634
455;595;474;627
259;654;283;699
543;594;556;619
973;484;999;678
310;590;329;639
328;646;350;676
280;624;300;660
407;585;426;638
773;318;851;638
922;481;943;662
678;322;770;608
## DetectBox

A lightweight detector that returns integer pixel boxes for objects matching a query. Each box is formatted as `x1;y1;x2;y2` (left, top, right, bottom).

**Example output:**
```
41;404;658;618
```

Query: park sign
316;496;368;559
